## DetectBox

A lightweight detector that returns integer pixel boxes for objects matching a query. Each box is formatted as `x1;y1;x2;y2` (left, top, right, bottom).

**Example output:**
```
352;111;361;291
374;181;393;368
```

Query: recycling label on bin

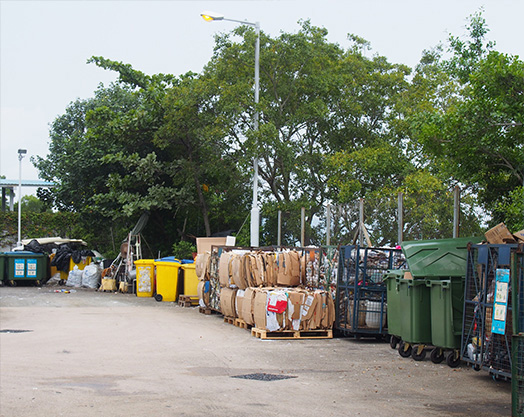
491;268;510;335
26;259;37;278
14;259;25;278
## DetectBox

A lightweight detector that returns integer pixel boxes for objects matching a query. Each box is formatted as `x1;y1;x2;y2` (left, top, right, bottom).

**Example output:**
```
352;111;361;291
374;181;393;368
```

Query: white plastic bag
82;264;101;289
66;265;83;288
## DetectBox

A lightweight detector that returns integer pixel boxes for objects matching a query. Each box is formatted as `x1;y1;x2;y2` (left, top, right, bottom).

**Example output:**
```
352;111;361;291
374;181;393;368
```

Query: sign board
491;268;510;335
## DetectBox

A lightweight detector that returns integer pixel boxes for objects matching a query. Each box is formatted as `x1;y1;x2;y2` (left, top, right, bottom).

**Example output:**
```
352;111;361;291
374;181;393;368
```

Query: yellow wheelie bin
154;259;181;302
134;259;156;297
180;262;198;296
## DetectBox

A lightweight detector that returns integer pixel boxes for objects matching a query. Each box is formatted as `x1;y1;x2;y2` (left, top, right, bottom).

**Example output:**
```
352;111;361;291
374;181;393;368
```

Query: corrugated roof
0;179;54;187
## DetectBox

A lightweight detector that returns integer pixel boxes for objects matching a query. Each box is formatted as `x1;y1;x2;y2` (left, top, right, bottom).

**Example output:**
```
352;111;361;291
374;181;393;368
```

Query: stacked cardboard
196;248;336;331
246;287;335;332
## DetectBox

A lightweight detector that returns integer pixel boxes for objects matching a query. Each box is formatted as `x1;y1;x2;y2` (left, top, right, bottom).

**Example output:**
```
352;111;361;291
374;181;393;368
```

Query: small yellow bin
181;263;198;296
154;260;181;302
134;259;156;297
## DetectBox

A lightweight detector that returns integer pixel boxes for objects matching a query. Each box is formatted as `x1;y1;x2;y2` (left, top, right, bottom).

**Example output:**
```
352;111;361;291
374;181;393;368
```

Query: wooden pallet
223;316;235;325
199;306;220;315
234;318;252;330
251;327;333;340
178;295;199;307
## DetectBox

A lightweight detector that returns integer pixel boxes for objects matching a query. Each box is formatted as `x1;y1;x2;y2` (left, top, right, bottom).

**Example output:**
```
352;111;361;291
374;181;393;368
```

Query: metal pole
301;207;305;247
453;185;460;238
398;192;403;245
277;210;282;247
249;22;260;248
326;204;331;246
359;198;364;247
17;151;26;248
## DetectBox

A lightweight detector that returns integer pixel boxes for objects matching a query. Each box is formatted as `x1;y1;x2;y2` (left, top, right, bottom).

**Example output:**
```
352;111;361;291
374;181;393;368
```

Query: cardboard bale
276;251;301;286
195;252;211;281
220;287;238;318
196;237;227;254
230;254;247;289
198;280;210;307
218;252;232;288
241;287;257;325
253;289;268;330
265;253;278;286
485;223;516;244
287;289;306;331
236;289;245;317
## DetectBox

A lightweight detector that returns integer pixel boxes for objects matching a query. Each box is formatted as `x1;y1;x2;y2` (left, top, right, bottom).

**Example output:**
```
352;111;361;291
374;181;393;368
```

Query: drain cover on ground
231;373;297;381
0;329;33;333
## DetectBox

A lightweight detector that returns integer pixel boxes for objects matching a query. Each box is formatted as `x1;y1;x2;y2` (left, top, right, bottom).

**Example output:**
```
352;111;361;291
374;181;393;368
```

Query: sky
1;0;523;199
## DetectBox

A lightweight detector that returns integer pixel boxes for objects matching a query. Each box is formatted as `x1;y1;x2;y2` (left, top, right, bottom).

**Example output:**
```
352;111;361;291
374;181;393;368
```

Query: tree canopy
33;12;523;255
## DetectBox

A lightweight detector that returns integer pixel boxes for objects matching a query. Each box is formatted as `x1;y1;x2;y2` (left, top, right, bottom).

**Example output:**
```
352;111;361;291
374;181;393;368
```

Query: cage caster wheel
446;351;461;368
412;345;426;361
430;348;445;364
398;341;412;358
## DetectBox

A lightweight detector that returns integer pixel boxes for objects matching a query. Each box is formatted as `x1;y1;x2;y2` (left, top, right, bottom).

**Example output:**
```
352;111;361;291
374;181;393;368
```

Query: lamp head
18;149;27;155
201;11;224;22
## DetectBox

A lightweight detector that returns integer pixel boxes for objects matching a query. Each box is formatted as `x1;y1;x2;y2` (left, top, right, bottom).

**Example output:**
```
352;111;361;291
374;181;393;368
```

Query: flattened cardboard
485;223;516;244
513;229;524;243
404;271;413;280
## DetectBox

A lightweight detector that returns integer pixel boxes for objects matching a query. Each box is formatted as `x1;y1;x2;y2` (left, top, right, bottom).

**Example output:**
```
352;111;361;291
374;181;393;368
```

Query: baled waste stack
195;249;335;332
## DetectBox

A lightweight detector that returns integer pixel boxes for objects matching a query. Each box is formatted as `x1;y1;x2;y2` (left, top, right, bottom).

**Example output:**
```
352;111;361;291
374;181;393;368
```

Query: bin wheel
35;280;41;287
390;335;400;349
473;364;481;372
412;345;426;361
154;294;163;302
398;341;412;358
430;348;445;364
9;280;17;287
446;351;461;368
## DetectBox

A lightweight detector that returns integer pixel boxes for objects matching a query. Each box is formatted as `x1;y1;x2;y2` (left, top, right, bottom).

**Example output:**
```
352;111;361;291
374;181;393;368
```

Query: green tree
406;11;523;227
206;21;410;245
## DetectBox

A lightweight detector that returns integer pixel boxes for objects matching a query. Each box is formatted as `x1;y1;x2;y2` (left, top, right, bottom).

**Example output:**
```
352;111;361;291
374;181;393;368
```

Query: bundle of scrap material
195;249;335;332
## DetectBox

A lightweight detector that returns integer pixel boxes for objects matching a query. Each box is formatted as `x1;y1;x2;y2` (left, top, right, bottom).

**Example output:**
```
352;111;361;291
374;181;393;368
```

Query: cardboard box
404;271;413;280
485;223;516;244
513;229;524;243
196;237;234;254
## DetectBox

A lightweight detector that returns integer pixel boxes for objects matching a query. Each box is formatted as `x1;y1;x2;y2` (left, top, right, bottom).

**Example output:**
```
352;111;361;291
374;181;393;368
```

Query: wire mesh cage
335;246;406;337
461;244;519;379
513;334;524;417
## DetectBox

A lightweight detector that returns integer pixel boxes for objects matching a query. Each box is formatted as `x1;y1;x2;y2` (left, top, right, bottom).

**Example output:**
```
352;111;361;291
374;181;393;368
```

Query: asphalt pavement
0;285;511;417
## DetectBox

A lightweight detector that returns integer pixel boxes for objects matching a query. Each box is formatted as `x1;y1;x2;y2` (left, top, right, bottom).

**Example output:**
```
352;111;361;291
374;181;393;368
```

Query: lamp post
201;10;260;247
17;149;27;249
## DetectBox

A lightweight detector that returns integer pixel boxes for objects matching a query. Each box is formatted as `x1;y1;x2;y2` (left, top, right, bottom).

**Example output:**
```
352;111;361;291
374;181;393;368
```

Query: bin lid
156;256;180;263
5;251;45;256
401;236;482;278
181;263;195;270
134;259;156;265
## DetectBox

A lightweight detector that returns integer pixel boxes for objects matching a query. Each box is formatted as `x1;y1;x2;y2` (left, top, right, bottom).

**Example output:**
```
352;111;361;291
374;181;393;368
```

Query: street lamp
201;10;261;248
17;149;27;249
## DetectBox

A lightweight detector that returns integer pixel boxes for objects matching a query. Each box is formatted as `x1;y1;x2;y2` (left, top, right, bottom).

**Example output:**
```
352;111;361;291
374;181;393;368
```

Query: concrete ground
0;285;511;417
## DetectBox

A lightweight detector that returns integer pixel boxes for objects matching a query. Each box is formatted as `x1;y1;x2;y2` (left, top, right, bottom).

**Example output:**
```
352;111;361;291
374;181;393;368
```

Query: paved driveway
0;286;511;417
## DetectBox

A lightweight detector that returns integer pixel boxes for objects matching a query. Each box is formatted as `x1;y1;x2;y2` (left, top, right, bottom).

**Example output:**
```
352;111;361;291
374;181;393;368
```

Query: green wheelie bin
426;277;464;367
5;251;48;286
